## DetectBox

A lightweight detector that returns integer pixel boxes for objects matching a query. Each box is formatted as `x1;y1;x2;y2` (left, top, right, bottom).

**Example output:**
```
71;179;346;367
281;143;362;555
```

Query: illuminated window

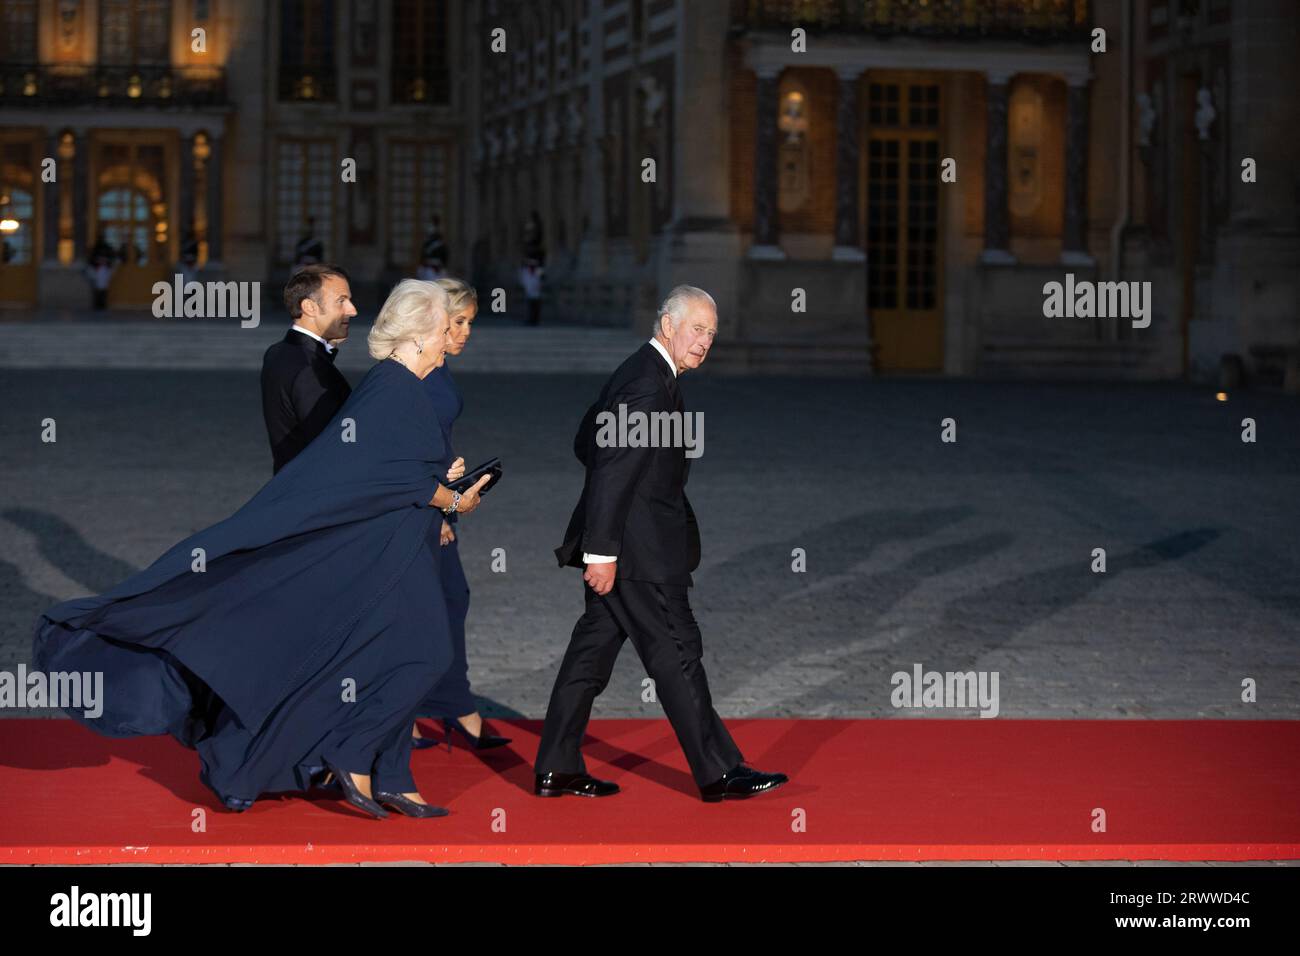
392;0;449;104
276;139;334;262
99;0;171;65
279;0;337;101
0;139;35;264
389;142;448;268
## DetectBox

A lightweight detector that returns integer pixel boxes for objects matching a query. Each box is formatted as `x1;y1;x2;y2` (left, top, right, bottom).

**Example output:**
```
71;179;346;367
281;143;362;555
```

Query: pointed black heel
322;759;389;819
410;723;441;749
374;791;450;818
442;716;511;751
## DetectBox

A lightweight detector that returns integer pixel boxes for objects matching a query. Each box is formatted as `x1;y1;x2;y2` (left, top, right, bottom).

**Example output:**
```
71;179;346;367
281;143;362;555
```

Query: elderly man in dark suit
535;285;788;802
261;264;357;474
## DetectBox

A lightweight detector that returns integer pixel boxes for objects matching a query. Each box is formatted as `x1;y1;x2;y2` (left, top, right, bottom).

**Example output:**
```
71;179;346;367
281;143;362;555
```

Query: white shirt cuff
582;553;617;564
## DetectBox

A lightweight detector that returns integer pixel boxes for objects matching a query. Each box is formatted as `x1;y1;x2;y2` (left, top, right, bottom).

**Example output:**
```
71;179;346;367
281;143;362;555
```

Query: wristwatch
442;490;462;515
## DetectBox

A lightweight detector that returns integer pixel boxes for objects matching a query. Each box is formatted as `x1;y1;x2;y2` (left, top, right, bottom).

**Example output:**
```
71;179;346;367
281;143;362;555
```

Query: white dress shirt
292;324;336;354
583;338;676;565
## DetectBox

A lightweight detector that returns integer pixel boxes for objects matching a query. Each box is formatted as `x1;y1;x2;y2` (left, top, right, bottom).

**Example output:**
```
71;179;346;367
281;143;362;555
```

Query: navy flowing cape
32;359;451;791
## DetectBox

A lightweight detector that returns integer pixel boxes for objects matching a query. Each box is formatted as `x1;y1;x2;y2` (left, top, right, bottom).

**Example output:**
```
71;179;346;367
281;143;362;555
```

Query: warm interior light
1215;392;1228;402
0;219;20;233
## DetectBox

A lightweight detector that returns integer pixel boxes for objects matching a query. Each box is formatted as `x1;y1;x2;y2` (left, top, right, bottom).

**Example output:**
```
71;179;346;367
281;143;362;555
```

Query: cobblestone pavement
2;368;1298;720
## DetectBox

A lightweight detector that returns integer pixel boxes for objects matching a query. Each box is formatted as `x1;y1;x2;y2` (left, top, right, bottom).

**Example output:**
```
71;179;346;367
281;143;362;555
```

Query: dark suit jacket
554;342;700;586
260;328;352;473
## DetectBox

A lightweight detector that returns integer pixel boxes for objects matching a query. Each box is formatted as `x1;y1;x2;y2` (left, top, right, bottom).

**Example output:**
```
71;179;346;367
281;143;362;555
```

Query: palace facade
1;0;1296;383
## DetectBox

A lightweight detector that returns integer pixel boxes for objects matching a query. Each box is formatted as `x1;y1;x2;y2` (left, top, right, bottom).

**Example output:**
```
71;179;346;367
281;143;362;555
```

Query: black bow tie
322;346;338;363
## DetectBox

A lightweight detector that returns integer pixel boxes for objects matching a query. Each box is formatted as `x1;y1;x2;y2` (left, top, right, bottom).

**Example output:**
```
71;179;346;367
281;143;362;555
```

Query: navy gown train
417;360;476;720
31;359;456;809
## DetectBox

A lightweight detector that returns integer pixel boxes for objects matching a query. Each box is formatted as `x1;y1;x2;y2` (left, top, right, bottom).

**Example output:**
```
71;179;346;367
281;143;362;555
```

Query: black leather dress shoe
374;790;450;818
534;771;620;797
699;764;789;802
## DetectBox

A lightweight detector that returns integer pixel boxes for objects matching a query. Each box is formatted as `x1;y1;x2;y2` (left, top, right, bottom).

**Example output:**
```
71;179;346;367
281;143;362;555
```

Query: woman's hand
446;457;465;482
455;473;492;515
440;520;455;546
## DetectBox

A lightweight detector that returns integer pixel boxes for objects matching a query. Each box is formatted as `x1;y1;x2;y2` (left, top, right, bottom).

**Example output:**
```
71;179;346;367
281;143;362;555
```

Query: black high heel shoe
322;759;388;819
442;716;511;751
410;724;441;750
374;790;450;818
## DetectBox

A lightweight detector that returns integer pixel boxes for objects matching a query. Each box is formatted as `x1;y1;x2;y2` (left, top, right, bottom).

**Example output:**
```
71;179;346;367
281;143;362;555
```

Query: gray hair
368;279;450;360
655;284;716;335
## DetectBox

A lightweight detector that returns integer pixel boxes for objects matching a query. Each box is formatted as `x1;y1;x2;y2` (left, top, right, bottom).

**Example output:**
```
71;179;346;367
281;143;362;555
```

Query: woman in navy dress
31;280;494;819
410;278;511;751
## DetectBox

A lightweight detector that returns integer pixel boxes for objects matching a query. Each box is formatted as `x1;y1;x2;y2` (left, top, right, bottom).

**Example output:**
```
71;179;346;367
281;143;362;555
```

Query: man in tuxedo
261;264;356;473
535;285;788;802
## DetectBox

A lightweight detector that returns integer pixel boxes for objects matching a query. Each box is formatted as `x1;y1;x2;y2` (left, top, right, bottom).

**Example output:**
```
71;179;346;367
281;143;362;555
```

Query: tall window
275;140;335;263
389;142;448;268
280;0;337;101
99;0;171;65
392;0;448;104
0;0;37;62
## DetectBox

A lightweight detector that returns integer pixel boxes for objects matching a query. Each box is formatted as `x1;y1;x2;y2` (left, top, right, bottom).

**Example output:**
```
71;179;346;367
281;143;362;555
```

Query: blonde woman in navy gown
411;278;512;751
32;280;493;819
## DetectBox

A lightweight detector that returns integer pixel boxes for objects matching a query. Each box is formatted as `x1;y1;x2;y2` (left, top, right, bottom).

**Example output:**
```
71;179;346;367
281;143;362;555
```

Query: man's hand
439;520;455;546
446;457;465;482
584;561;616;596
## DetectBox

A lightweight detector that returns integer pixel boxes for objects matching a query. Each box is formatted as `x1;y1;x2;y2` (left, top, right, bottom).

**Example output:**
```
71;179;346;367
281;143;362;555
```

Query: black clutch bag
449;457;503;496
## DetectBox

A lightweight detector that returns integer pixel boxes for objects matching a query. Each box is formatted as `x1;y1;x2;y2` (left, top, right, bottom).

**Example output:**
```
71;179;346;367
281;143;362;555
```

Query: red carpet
1;719;1297;864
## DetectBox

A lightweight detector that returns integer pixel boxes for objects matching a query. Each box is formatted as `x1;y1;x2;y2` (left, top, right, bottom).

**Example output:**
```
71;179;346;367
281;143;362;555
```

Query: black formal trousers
534;577;743;788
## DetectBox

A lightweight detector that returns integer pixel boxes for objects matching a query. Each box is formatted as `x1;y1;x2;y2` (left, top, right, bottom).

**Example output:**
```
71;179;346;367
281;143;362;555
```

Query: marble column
205;132;223;264
980;71;1015;264
1061;76;1093;265
42;132;60;262
832;67;865;261
749;64;784;259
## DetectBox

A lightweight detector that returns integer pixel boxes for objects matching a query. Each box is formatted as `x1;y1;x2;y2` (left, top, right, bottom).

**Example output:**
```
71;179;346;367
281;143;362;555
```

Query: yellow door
864;74;944;371
91;132;177;309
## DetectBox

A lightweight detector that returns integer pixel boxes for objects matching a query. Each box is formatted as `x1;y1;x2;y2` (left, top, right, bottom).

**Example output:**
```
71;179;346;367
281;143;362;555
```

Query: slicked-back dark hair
284;264;350;319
